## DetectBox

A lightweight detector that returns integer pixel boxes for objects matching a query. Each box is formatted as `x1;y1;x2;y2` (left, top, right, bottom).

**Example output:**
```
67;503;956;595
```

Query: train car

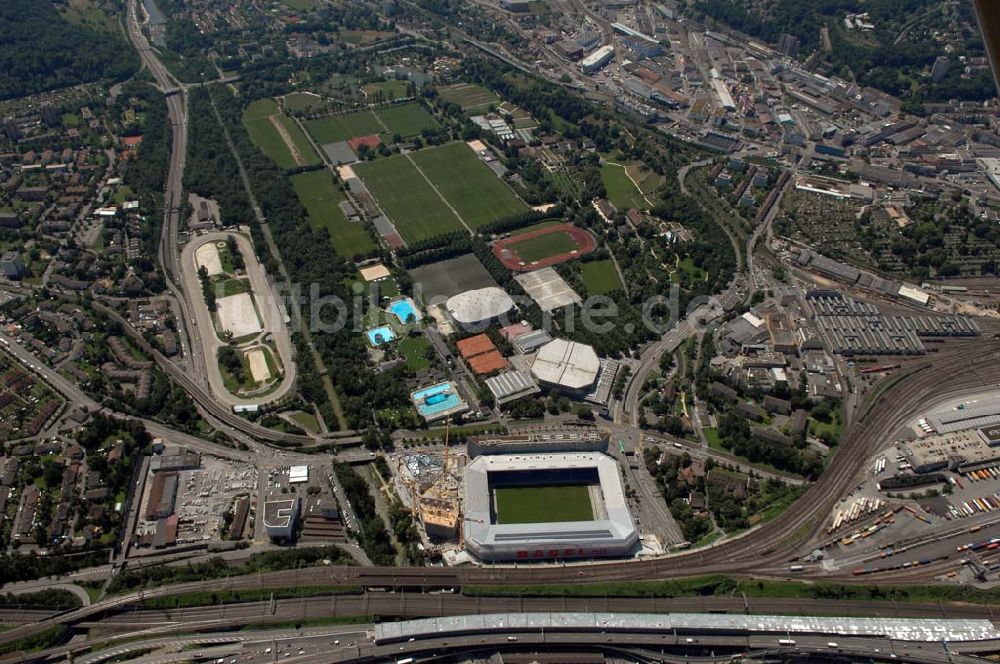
789;564;804;572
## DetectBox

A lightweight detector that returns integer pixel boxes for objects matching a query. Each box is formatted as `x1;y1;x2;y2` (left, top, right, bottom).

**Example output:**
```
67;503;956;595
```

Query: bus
618;440;626;454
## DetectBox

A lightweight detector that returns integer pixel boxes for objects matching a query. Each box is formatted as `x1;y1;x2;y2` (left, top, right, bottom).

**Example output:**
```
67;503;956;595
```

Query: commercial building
289;465;309;484
263;495;300;541
462;452;638;562
484;370;540;405
420;496;459;540
531;339;600;394
580;45;615;75
0;251;24;280
903;430;1000;473
468;430;608;458
145;472;178;520
446;287;515;330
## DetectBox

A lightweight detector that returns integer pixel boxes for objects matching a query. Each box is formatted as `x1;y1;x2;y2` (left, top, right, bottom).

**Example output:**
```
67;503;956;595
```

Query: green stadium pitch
493;484;594;524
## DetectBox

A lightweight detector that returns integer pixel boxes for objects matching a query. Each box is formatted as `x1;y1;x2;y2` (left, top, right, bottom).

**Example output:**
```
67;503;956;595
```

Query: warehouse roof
484;371;539;404
531;339;600;391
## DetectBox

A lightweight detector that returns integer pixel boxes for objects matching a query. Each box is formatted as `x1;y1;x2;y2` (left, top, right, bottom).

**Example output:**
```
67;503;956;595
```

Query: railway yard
2;0;1000;662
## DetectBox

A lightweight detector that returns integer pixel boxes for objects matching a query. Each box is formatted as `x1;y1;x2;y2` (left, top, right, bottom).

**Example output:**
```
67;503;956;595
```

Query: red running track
492;223;596;272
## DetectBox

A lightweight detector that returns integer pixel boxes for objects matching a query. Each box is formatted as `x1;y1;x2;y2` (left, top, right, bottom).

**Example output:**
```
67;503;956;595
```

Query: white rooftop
289;465;309;484
446;287;515;326
531;339;600;390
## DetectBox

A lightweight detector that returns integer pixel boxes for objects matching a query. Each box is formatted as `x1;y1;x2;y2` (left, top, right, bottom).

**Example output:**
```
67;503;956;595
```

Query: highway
25;599;1000;664
2;335;998;654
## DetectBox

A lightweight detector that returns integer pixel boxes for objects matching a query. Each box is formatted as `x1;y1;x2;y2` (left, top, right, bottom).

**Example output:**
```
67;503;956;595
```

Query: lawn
437;83;501;112
494;484;594;524
398;335;431;371
411;142;527;229
508;230;578;263
305;110;384;144
377;103;439;138
353;154;465;243
290;170;375;257
242;100;319;169
283;91;327;114
363;80;410;102
580;259;623;295
289;410;320;433
601;162;646;210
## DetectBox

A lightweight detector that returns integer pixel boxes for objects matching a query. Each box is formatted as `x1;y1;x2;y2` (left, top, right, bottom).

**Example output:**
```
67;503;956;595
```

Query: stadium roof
446;287;515;326
463;452;637;562
531;339;600;391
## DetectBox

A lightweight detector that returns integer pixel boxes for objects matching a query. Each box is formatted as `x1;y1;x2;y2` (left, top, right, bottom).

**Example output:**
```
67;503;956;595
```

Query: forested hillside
0;0;138;100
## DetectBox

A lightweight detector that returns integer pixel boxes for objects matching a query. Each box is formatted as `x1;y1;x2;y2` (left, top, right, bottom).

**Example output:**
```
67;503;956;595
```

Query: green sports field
363;80;410;102
305;110;385;144
242;100;320;169
494;484;595;524
378;103;439;137
353;154;465;243
580;259;623;295
508;230;578;263
601;162;646;210
290;170;375;258
411;142;527;229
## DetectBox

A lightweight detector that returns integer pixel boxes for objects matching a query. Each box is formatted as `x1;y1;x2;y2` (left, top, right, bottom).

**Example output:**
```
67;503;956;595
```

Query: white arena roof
463;452;638;562
531;339;600;391
446;287;515;327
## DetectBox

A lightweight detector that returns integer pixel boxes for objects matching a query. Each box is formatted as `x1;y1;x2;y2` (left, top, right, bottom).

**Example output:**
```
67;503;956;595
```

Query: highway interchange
1;3;999;663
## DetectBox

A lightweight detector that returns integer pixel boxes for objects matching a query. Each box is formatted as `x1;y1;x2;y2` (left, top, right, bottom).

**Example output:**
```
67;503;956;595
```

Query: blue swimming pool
366;325;397;346
388;298;420;325
411;381;466;419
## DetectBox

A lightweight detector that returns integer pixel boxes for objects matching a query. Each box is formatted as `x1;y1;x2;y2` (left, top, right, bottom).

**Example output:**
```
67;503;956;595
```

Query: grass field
580;259;623;295
601;162;646;210
242;100;320;169
508;230;578;263
363;80;410;101
305;110;384;144
411;142;527;229
437;83;501;111
377;103;439;137
399;335;431;371
283;91;327;114
354;154;465;243
290;170;375;257
494;484;594;524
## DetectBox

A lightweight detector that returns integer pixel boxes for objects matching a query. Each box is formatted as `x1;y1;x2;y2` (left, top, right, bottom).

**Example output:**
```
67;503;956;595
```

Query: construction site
387;427;465;557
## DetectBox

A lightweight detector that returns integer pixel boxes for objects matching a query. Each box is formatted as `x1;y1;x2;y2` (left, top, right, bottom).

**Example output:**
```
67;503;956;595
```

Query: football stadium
463;452;639;562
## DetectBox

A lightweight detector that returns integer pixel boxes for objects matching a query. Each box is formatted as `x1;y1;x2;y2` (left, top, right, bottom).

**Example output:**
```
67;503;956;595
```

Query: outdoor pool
366;325;397;346
388;298;420;325
411;381;466;419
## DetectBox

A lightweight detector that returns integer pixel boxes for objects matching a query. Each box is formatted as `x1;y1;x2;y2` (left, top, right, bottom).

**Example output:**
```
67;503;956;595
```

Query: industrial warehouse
462;452;639;562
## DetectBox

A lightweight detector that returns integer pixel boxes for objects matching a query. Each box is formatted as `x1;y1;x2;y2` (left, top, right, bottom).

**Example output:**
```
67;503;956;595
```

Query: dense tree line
0;0;138;100
106;545;351;593
333;463;396;566
185;88;255;226
717;411;824;478
208;85;414;429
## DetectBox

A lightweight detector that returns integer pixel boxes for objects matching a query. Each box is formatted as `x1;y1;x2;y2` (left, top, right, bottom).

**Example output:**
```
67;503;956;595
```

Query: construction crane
443;417;451;475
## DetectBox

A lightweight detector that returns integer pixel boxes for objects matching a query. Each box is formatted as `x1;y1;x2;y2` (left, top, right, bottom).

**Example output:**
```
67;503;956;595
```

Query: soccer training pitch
493;484;595;524
412;142;527;229
507;229;579;263
353;153;465;243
